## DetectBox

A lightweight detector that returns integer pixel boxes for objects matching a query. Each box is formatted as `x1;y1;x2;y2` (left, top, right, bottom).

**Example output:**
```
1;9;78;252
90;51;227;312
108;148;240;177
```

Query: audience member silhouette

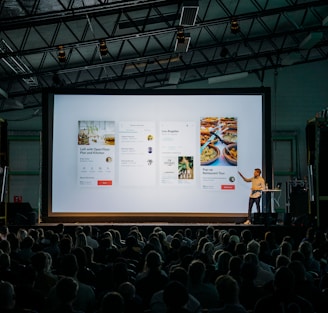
209;275;248;313
118;281;143;313
243;252;273;288
288;260;325;313
163;280;191;313
0;280;17;313
238;261;268;311
14;265;46;312
46;253;96;313
187;259;220;310
31;251;58;297
47;276;84;313
150;266;201;313
254;266;314;313
98;291;124;313
83;225;99;249
135;250;169;309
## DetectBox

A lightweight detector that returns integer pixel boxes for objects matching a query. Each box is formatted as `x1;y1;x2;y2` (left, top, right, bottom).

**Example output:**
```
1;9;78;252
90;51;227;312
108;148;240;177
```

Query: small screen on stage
43;89;271;217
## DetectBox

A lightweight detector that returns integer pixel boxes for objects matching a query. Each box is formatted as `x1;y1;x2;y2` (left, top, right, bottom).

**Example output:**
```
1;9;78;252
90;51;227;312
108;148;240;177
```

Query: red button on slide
221;185;235;190
97;180;112;186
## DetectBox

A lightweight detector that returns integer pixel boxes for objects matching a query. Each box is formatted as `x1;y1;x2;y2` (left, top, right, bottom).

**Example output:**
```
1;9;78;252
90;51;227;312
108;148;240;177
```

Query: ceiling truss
0;0;328;111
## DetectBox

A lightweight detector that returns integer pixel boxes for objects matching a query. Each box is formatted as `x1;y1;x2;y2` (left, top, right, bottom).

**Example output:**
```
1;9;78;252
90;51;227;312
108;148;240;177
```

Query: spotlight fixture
177;27;185;43
99;39;108;56
230;19;240;34
58;45;66;63
174;27;191;53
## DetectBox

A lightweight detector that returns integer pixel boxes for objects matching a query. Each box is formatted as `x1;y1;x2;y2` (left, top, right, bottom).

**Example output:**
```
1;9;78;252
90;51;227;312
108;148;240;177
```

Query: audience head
0;281;16;311
55;223;65;234
276;254;290;268
75;232;87;248
0;239;11;254
0;253;11;270
288;260;307;283
59;236;73;254
163;280;189;313
247;239;260;255
228;255;242;274
298;240;313;259
100;291;124;313
215;275;240;304
216;250;233;274
83;225;92;236
56;276;79;306
243;252;259;267
118;281;136;301
273;266;295;296
241;229;253;244
240;261;258;281
59;253;79;277
280;240;292;258
145;250;163;270
188;259;206;284
169;266;189;286
0;225;9;240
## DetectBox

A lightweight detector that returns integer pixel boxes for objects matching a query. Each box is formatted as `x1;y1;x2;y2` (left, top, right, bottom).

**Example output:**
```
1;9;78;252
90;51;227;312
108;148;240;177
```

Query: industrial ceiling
0;0;327;113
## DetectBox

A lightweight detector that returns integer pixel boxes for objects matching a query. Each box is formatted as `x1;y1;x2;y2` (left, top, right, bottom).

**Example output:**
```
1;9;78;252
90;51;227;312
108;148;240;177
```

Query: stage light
177;27;185;43
230;19;240;34
174;27;191;53
58;45;66;63
99;39;108;56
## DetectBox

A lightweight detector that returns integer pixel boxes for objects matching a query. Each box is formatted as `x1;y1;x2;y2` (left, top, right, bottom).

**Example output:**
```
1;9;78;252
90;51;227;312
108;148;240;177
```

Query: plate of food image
223;143;237;165
201;144;220;165
200;131;219;146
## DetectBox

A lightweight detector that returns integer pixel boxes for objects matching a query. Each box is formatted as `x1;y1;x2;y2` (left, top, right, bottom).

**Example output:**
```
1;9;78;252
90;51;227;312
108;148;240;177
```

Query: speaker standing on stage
238;168;266;225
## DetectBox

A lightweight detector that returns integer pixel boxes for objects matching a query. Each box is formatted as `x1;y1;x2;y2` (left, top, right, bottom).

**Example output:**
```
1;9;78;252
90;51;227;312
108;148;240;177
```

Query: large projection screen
43;88;271;222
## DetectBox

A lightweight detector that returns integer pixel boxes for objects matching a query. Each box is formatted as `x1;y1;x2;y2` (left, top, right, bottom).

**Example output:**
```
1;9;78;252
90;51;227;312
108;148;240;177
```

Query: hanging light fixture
99;39;108;56
177;27;185;44
57;45;66;62
174;27;191;53
230;18;240;34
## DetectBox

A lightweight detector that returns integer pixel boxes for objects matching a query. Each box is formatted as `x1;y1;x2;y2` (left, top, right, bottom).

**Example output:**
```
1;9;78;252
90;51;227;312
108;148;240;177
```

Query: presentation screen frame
42;88;271;223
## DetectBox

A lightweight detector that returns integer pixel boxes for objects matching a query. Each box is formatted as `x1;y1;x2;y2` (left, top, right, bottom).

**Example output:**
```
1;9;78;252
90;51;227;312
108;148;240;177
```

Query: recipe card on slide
77;120;115;187
159;121;196;185
118;121;156;186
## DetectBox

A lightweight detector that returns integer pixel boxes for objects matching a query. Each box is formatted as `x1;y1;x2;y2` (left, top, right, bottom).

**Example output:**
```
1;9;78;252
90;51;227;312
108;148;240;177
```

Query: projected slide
48;92;266;215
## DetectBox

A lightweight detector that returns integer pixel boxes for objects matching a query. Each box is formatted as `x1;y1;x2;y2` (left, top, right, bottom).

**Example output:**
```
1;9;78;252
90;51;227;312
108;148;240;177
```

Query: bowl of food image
201;144;220;165
223;143;237;165
200;130;219;146
103;134;115;145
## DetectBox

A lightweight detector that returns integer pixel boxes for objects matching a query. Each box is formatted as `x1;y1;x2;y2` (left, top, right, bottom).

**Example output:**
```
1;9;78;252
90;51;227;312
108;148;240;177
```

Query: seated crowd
0;223;328;313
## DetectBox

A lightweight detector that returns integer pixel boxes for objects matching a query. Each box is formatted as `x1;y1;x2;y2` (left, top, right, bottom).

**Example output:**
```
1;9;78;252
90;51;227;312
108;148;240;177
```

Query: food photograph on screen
200;116;237;166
